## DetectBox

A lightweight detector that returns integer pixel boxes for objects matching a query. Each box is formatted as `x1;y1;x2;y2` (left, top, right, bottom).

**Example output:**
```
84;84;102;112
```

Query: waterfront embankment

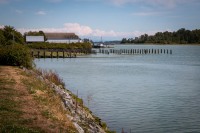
0;66;113;133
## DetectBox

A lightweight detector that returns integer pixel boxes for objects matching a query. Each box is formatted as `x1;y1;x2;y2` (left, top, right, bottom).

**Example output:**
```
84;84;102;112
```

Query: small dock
31;49;90;58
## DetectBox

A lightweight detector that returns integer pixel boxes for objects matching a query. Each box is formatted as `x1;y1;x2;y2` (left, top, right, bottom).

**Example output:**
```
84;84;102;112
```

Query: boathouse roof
45;33;79;40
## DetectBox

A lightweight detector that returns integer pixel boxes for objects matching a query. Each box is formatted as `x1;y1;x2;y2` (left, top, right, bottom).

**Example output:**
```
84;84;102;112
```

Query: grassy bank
0;66;76;132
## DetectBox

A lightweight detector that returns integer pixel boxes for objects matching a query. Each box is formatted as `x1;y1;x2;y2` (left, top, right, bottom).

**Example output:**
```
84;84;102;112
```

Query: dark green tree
121;38;127;43
0;29;6;46
3;26;24;44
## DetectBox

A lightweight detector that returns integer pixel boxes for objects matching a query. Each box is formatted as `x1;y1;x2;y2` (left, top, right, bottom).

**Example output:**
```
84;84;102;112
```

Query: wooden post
75;90;78;114
38;51;40;58
44;50;45;58
170;49;172;54
161;49;162;54
31;51;34;57
63;51;65;58
57;51;59;58
121;128;124;133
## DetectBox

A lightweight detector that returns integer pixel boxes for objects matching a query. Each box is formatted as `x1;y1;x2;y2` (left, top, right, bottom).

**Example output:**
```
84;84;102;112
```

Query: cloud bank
18;23;160;39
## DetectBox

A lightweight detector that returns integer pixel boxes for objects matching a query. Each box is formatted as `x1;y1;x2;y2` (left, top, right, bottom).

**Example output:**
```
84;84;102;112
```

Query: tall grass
36;69;65;87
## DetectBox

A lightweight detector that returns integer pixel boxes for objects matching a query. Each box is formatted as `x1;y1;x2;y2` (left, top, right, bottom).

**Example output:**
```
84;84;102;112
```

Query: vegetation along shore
121;28;200;44
0;26;114;132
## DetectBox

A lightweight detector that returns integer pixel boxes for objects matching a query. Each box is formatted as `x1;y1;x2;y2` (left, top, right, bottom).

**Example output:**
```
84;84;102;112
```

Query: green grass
0;125;40;133
0;67;42;133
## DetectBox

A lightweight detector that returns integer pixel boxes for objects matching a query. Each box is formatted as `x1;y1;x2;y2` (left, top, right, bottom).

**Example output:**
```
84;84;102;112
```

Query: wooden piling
44;51;46;58
38;51;40;58
31;51;34;57
51;51;53;58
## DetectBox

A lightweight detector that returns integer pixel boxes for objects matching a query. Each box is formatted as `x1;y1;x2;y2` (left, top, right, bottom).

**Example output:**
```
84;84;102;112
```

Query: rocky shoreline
23;67;113;133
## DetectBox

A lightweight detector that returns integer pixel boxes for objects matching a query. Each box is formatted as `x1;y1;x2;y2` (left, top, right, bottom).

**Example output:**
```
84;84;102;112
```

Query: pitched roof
45;33;79;40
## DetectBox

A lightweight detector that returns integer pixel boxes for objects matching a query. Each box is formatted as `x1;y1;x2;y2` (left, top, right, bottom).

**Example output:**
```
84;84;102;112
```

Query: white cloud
0;25;4;29
63;23;93;36
17;23;162;39
36;11;46;15
15;9;23;14
132;11;164;16
109;0;194;8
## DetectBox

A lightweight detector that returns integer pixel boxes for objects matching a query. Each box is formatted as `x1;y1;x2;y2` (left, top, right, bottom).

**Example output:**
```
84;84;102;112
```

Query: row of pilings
99;49;172;55
31;49;91;58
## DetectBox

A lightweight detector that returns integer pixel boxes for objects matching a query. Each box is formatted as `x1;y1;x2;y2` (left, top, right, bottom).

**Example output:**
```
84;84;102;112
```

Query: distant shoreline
119;43;200;45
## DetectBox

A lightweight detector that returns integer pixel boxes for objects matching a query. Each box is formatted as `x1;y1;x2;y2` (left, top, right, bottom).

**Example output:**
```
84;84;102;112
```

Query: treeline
121;28;200;44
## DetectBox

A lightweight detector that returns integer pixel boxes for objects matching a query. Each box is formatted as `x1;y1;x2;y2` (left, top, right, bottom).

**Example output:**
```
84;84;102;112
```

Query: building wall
26;36;44;42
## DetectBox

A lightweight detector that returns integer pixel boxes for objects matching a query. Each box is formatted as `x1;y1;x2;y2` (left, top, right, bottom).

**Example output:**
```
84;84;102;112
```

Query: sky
0;0;200;41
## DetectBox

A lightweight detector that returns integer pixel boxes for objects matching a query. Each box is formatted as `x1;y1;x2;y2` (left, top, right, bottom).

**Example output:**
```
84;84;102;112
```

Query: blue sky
0;0;200;41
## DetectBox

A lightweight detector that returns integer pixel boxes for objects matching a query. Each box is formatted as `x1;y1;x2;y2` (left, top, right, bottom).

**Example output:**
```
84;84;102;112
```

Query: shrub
0;43;33;68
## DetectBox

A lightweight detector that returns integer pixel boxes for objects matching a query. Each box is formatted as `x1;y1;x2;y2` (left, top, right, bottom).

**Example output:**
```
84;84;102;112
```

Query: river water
35;45;200;133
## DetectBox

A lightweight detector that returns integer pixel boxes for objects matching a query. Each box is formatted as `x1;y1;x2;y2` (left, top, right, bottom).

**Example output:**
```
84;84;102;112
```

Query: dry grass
0;66;77;133
35;69;65;87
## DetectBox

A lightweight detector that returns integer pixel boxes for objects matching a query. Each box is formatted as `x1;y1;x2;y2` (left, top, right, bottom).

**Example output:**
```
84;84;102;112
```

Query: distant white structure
26;36;44;43
45;33;81;43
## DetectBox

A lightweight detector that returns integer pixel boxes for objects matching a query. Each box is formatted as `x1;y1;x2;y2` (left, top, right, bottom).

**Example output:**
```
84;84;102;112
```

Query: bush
0;43;33;68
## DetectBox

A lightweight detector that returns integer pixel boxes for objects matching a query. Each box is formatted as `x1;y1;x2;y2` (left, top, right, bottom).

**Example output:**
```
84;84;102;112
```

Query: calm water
35;45;200;133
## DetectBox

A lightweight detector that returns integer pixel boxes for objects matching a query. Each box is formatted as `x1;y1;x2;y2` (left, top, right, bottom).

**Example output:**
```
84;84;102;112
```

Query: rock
66;114;73;121
73;123;84;133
